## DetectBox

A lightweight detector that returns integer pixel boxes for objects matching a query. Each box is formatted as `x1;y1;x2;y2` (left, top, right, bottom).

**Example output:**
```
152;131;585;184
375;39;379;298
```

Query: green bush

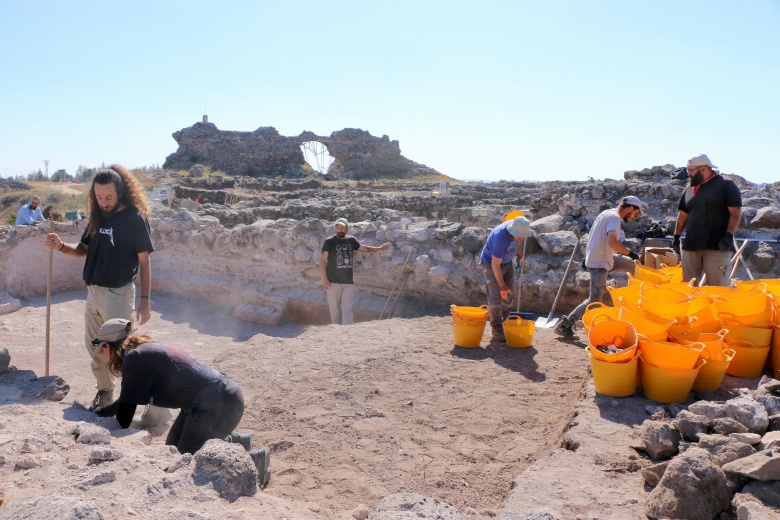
8;211;17;224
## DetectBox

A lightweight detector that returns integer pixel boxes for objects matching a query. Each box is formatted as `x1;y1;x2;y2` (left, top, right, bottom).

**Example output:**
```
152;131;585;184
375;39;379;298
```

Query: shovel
536;241;579;329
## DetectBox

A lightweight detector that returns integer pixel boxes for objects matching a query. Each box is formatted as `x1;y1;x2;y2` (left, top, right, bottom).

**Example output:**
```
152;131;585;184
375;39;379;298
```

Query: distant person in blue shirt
15;196;46;225
479;216;532;342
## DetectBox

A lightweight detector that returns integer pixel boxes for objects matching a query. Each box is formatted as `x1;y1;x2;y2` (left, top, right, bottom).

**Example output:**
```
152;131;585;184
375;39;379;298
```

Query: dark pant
166;377;245;454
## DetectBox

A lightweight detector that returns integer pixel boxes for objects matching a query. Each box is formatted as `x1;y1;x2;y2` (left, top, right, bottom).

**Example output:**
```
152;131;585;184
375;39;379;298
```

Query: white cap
687;153;718;170
507;216;532;237
623;196;644;215
335;218;349;227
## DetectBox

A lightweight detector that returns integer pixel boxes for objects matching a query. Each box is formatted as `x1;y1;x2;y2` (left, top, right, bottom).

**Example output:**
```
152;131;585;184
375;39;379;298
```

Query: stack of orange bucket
585;316;640;397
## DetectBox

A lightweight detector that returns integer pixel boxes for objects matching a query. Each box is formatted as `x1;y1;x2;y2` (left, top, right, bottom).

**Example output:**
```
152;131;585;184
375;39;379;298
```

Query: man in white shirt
554;196;643;338
15;196;45;225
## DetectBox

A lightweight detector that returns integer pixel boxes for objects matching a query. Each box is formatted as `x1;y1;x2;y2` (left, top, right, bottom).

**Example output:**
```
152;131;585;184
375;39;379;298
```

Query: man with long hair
45;164;154;409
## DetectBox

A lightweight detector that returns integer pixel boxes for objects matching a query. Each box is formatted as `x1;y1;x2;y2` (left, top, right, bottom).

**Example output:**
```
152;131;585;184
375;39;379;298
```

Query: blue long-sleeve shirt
15;203;45;225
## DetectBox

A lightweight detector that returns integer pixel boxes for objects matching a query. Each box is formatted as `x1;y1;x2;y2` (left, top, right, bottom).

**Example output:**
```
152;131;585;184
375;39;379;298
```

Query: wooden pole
45;220;53;376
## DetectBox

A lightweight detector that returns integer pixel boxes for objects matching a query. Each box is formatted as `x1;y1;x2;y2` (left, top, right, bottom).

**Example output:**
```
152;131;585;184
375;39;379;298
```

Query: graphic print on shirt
100;227;115;246
336;242;354;269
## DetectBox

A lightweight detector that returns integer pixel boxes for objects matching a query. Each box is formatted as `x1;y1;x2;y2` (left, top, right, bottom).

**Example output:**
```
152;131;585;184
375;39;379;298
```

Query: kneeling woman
91;318;269;484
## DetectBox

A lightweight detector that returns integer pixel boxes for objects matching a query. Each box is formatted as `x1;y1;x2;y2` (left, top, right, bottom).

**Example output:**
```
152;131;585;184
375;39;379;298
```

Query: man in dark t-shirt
45;165;154;409
673;154;742;286
320;218;390;324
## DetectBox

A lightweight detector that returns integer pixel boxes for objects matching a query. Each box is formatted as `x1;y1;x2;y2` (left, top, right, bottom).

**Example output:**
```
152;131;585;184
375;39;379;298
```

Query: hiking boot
249;447;271;488
554;316;575;338
225;432;253;451
491;326;505;343
88;389;113;412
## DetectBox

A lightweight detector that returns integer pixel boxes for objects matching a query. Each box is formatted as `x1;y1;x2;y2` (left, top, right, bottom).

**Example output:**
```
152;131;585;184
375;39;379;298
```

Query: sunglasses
91;338;106;347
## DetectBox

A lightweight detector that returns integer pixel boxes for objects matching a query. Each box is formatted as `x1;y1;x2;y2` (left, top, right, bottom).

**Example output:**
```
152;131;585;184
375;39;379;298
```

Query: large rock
644;447;732;520
696;434;756;467
0;347;9;372
722;449;780;481
726;396;770;434
193;439;257;500
751;207;780;229
535;231;577;256
637;420;681;460
0;494;102;519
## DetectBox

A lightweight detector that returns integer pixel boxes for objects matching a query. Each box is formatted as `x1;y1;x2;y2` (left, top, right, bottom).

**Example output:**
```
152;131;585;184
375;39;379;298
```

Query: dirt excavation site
0;290;768;520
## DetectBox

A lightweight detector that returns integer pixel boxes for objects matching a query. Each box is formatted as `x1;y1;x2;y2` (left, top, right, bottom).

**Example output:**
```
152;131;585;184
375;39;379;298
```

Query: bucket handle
590;314;614;326
689;342;712;361
585;302;606;312
505;315;521;323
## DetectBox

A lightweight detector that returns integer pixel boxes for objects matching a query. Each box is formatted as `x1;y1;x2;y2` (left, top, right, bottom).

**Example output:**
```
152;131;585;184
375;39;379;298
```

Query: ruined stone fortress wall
2;170;780;324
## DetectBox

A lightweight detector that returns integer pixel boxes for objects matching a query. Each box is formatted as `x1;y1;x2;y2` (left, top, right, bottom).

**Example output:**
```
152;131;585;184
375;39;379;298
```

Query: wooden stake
45;220;53;376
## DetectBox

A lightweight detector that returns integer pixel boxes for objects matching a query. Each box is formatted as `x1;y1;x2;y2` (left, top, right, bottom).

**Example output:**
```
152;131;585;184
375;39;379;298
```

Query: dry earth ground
1;291;590;517
2;291;761;518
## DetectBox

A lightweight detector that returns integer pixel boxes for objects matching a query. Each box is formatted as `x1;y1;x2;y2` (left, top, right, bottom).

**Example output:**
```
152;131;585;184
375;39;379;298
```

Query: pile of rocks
636;376;780;518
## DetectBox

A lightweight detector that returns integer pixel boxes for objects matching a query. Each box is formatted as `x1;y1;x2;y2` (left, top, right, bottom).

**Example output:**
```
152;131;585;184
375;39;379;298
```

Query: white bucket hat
507;216;532;237
687;153;718;170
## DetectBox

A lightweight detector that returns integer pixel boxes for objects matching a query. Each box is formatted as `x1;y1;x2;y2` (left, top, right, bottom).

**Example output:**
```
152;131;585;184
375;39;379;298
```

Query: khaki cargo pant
84;283;135;391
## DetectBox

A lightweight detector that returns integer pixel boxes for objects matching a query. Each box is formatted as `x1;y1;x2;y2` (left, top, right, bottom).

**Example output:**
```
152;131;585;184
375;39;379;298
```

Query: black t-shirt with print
321;235;361;284
118;342;222;409
678;175;742;251
81;207;154;287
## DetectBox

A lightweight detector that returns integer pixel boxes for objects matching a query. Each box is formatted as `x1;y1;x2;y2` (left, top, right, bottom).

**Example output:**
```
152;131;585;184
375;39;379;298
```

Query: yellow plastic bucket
582;302;620;332
637;334;710;370
502;210;524;221
639;286;692;320
695;285;736;299
726;340;770;378
713;288;769;317
634;261;674;284
668;329;728;361
722;319;773;347
692;348;735;393
503;315;535;348
640;357;707;404
606;285;642;307
588;342;637;363
588;315;638;351
665;280;697;295
626;272;649;288
681;304;723;334
686;293;711;315
451;305;489;348
618;303;676;341
587;347;641;397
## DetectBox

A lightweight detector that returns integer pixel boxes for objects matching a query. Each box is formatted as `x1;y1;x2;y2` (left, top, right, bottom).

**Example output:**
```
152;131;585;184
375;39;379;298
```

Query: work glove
672;235;681;257
91;401;118;417
718;232;735;253
627;250;640;262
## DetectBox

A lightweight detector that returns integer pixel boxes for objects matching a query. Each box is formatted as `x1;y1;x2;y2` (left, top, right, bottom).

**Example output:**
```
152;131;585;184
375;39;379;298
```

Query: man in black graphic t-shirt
320;218;390;324
45;165;154;409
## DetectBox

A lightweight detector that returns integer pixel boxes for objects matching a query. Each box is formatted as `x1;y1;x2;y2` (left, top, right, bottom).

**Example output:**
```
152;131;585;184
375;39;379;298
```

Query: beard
336;232;346;239
689;172;705;186
100;201;121;219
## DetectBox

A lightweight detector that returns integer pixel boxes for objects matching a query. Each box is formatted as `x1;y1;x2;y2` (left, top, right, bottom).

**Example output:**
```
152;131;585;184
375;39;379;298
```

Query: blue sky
1;1;778;183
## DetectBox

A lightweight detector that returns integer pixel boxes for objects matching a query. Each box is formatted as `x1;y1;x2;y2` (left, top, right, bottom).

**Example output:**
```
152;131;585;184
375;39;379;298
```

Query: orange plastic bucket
639;286;692;320
587;347;641;397
626;272;649;288
668;329;728;361
618;303;676;341
772;325;780;379
682;304;723;334
451;305;489;348
582;302;620;333
695;285;735;300
588;315;637;352
713;288;769;317
503;315;535;348
634;262;674;284
726;340;770;378
606;285;642;307
692;348;735;392
659;264;684;283
734;279;780;299
640;357;706;404
718;308;774;329
665;280;697;295
722;319;773;347
637;334;710;370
